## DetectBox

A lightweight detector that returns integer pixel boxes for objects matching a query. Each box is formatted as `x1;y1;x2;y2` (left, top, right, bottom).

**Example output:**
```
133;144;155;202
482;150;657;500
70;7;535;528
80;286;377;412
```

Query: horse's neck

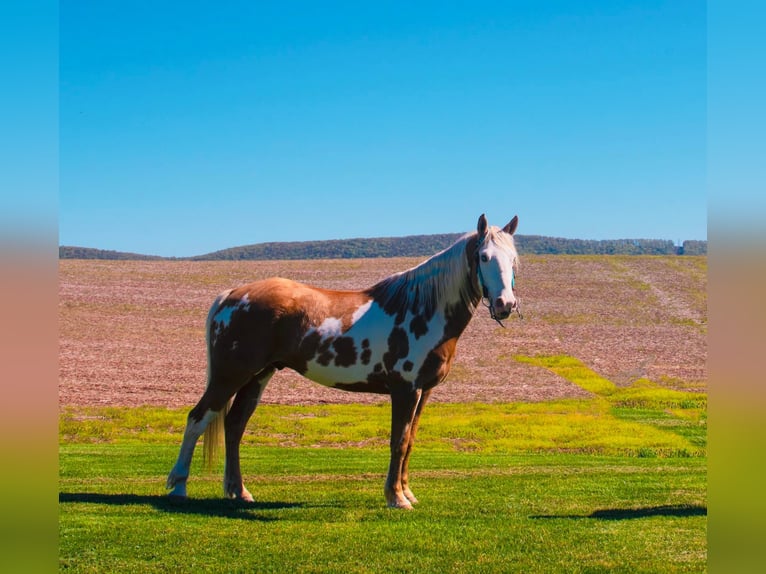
422;236;482;331
445;241;481;337
368;234;482;334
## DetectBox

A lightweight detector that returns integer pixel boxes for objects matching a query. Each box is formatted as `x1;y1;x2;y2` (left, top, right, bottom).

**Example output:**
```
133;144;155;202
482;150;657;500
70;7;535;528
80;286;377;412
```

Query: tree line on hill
58;247;166;260
60;234;707;260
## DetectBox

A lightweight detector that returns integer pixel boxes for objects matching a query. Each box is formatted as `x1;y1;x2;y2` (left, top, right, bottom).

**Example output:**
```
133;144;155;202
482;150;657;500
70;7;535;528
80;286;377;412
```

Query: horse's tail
201;289;233;471
202;402;229;471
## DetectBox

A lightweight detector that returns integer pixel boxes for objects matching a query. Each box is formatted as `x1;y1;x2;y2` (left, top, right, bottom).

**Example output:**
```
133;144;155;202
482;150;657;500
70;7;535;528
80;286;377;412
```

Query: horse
167;213;520;509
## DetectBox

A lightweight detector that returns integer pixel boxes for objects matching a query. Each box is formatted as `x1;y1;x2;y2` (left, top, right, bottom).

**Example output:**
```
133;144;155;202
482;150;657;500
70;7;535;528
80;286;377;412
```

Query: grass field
60;355;707;572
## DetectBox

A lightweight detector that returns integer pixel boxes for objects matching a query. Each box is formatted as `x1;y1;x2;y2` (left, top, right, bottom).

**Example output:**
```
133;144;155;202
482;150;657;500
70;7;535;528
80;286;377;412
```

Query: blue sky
58;1;708;257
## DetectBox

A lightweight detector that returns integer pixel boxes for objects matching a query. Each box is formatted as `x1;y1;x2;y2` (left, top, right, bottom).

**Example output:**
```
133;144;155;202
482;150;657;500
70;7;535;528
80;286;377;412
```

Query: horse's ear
503;215;519;236
477;214;488;238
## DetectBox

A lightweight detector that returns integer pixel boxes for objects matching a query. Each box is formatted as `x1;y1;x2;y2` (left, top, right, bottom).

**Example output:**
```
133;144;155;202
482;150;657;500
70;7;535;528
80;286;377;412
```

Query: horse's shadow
531;504;707;521
59;492;305;522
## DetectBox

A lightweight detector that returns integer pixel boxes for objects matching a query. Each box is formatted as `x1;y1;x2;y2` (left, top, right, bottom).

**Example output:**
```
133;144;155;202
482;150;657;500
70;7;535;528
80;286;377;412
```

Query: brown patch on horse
414;295;477;389
416;338;458;390
212;278;371;376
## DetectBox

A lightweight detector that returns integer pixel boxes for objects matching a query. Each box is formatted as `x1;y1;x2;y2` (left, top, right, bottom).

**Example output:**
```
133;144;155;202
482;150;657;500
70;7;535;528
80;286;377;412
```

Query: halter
475;235;522;327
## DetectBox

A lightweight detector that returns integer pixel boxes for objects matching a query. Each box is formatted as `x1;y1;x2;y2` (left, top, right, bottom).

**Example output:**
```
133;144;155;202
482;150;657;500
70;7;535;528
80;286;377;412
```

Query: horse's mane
368;231;480;323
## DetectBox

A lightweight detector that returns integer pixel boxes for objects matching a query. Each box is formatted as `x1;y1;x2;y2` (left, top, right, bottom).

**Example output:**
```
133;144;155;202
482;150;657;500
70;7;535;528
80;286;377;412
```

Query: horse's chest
297;301;447;391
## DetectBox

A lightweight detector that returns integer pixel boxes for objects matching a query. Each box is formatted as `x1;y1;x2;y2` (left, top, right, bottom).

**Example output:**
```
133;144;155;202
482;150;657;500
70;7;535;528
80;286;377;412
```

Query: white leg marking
167;409;219;496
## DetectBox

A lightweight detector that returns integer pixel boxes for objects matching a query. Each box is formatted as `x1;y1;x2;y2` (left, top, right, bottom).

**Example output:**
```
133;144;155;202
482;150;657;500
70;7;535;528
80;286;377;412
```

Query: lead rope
511;273;523;320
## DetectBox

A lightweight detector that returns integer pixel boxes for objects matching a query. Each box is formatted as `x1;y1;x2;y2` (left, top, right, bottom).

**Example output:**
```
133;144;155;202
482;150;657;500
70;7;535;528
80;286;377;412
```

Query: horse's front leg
400;388;432;505
223;367;274;501
385;387;423;509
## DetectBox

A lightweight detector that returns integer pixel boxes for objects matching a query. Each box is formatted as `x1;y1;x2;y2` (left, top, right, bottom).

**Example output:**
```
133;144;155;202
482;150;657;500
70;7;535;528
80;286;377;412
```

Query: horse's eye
480;254;489;263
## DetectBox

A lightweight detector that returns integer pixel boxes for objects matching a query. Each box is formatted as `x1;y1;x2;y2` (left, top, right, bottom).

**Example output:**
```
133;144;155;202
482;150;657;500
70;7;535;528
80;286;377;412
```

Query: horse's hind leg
400;388;432;505
166;399;221;497
223;366;275;501
166;377;242;498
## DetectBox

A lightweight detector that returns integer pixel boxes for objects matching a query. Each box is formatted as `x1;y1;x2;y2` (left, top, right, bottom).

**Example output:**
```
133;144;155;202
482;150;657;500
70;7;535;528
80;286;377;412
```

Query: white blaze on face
478;241;516;307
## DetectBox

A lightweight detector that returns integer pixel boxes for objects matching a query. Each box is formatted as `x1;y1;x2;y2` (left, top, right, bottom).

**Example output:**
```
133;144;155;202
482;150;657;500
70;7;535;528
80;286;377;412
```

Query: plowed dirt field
59;255;706;408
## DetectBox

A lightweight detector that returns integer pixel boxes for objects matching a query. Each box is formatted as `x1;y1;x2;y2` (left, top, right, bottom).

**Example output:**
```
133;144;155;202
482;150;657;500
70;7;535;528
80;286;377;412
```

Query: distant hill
59;246;167;261
59;234;707;260
191;234;464;261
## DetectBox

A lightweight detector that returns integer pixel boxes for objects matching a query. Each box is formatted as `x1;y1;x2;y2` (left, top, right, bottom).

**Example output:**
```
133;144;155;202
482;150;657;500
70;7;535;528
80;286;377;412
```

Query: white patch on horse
403;310;446;370
316;316;343;338
167;408;219;497
213;305;236;329
238;293;251;313
302;301;392;386
352;300;373;323
301;298;448;389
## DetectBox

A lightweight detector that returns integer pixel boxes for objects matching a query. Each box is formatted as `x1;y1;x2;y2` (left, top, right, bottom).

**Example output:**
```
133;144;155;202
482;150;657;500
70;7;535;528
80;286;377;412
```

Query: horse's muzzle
493;297;517;320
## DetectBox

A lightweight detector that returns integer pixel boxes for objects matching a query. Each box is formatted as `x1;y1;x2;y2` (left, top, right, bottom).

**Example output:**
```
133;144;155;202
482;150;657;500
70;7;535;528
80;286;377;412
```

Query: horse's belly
302;362;394;394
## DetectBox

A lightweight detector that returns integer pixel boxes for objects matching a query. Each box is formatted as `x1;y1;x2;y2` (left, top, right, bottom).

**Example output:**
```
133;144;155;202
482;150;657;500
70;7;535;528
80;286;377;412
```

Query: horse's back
219;277;370;321
207;277;372;365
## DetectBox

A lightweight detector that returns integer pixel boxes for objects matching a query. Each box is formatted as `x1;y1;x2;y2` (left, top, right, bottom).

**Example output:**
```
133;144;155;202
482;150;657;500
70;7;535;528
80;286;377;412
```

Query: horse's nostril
495;298;505;309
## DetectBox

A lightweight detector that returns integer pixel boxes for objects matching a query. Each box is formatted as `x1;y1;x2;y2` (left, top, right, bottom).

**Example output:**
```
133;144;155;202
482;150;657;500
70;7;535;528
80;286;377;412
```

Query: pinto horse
167;214;520;509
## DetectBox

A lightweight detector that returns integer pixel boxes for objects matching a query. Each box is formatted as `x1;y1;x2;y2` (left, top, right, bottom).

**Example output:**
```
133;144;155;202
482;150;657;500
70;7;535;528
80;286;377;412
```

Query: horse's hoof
167;482;188;498
387;499;414;510
225;490;255;503
403;489;419;505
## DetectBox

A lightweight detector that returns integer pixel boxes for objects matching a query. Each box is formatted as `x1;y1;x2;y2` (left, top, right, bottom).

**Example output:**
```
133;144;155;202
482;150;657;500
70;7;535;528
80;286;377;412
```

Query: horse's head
475;213;520;323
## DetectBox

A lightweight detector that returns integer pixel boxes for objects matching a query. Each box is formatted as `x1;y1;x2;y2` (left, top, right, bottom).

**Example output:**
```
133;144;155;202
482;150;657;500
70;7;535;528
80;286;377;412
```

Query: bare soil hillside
59;256;706;408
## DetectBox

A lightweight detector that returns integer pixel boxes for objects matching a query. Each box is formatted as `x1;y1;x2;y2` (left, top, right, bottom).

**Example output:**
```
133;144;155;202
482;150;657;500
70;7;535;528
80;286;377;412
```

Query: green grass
59;447;706;573
60;354;707;572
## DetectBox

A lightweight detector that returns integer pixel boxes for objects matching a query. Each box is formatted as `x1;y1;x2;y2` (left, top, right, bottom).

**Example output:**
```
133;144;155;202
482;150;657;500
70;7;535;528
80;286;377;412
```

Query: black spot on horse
361;348;372;365
409;315;428;340
373;362;383;373
383;327;409;372
403;361;414;372
317;338;335;366
333;337;357;367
